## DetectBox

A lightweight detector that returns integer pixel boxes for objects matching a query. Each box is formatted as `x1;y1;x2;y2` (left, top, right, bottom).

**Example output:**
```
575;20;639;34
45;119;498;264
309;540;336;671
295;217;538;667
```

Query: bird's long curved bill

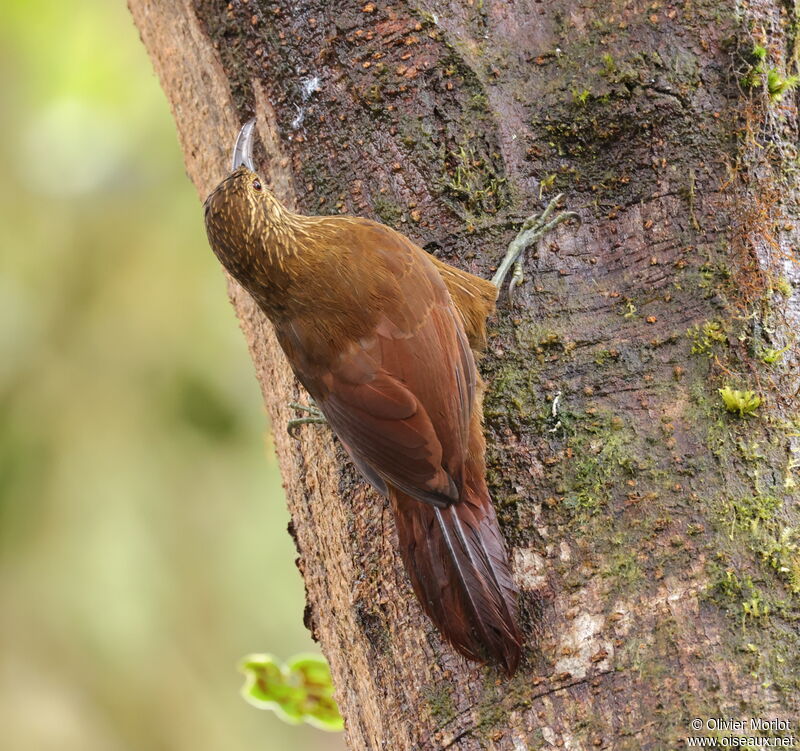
231;117;257;172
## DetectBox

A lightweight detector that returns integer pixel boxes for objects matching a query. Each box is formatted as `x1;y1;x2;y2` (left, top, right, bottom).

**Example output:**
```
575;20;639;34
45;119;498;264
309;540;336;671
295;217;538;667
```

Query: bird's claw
287;401;327;436
508;261;525;298
491;193;579;300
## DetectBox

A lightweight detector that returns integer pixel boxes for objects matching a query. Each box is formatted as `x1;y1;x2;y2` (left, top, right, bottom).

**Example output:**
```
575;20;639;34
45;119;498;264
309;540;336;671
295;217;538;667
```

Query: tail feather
391;484;522;675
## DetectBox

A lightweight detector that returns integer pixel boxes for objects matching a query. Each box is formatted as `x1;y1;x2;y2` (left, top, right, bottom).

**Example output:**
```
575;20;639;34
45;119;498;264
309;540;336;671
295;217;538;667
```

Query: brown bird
204;118;574;676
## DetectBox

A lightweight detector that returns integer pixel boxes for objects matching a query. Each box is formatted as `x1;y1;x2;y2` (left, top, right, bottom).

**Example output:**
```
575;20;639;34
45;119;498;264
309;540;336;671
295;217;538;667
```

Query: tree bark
129;0;799;748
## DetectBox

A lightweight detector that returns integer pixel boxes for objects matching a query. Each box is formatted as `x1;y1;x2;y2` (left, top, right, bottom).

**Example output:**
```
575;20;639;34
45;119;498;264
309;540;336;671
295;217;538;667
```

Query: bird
204;118;575;676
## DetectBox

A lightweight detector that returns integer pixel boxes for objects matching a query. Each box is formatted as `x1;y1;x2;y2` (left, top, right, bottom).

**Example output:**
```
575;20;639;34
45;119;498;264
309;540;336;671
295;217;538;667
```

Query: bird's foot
287;401;327;436
491;194;579;300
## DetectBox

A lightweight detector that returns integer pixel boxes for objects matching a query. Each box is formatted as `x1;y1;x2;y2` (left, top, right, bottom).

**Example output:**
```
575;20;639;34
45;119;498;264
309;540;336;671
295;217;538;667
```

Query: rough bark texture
129;0;799;748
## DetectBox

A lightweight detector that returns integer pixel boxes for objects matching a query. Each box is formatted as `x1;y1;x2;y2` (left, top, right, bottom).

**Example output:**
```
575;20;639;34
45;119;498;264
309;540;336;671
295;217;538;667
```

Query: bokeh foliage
240;654;343;731
0;1;342;749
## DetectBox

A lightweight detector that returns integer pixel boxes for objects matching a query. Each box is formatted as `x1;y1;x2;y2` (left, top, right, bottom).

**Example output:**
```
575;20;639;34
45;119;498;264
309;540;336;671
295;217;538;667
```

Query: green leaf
766;69;800;100
238;653;343;732
759;345;790;364
718;387;762;417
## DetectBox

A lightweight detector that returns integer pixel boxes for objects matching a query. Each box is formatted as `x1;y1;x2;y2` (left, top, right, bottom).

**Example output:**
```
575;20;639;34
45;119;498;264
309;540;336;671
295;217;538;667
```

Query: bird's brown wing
275;231;476;508
370;222;498;352
428;254;497;352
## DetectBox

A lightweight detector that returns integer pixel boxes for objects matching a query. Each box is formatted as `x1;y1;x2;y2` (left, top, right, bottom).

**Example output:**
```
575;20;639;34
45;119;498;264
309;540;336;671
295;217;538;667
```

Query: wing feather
275;225;475;508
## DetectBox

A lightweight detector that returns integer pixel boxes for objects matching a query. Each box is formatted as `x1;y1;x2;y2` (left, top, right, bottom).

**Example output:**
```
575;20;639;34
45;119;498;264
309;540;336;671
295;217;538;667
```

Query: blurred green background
0;1;344;749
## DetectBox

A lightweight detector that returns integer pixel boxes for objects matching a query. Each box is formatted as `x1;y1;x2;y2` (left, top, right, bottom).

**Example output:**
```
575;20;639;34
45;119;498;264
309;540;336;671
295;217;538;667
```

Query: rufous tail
390;475;522;675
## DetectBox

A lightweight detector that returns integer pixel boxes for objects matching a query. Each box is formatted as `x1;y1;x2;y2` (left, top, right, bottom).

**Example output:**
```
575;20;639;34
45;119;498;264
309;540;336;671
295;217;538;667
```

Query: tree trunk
129;0;799;748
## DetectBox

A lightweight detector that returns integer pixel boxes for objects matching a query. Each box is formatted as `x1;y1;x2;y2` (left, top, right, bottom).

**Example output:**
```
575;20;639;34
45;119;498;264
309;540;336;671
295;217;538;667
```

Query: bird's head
203;118;291;290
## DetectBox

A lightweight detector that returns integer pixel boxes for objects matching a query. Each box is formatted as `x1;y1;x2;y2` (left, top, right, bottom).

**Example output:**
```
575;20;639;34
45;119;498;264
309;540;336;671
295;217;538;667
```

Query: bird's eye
252;178;262;191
